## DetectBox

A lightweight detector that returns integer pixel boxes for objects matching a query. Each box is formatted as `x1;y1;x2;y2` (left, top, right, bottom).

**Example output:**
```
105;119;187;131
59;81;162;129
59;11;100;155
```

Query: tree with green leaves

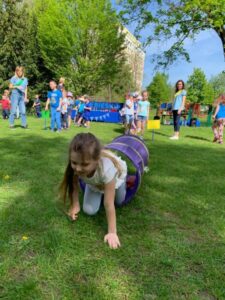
0;0;52;97
118;0;225;67
94;63;136;101
187;68;214;104
210;71;225;96
0;0;30;85
147;73;171;107
35;0;126;95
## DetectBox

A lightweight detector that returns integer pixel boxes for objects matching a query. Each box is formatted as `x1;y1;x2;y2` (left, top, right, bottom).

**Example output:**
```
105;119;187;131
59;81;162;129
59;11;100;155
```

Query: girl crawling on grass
60;133;127;249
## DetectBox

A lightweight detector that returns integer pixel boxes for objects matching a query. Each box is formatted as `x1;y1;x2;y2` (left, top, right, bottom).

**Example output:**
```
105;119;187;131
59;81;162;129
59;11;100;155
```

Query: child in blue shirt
83;96;92;128
45;80;62;132
137;91;150;138
76;97;86;126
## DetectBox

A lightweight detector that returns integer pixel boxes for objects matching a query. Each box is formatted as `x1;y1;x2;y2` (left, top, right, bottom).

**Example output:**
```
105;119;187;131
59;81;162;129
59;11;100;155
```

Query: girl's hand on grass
104;233;121;249
68;203;80;221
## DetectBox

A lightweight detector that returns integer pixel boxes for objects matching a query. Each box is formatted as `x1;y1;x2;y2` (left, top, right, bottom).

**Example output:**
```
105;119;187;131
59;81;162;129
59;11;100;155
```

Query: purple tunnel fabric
80;135;149;205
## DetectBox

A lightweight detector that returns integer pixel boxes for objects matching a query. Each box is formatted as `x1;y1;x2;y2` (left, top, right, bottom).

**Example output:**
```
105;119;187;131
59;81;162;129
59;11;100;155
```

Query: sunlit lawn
0;117;224;299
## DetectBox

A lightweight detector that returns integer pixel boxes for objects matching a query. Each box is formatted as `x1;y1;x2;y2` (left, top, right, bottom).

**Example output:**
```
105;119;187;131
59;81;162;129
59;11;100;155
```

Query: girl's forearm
71;189;79;206
213;105;219;117
104;204;117;233
104;181;117;233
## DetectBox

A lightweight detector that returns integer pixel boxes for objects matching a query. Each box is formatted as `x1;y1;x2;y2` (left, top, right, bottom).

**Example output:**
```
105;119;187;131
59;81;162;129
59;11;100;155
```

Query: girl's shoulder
10;75;17;81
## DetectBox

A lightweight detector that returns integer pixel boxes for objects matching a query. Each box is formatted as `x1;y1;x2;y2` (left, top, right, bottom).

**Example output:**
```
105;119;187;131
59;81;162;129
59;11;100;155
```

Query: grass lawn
0;117;225;300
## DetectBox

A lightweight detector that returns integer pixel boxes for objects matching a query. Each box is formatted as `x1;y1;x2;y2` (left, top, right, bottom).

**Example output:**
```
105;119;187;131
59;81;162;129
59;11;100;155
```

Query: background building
123;27;145;92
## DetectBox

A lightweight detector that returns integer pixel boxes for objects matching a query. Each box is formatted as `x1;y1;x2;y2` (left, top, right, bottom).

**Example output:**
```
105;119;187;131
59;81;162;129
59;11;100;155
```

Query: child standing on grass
83;95;92;128
45;80;62;132
124;93;134;134
212;94;225;144
137;91;150;138
0;90;11;119
61;91;69;129
76;97;85;126
32;95;41;118
60;133;127;249
67;92;74;128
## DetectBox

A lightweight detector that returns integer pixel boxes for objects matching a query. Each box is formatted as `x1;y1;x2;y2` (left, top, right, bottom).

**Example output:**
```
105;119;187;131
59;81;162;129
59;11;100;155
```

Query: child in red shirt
0;90;11;119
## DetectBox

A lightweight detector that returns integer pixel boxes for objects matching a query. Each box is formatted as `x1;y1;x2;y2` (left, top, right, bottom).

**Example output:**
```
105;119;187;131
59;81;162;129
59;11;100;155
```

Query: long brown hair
175;80;185;93
60;133;123;204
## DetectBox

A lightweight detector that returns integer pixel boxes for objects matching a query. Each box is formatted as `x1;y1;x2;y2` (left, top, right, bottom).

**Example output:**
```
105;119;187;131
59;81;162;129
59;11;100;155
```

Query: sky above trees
111;0;225;87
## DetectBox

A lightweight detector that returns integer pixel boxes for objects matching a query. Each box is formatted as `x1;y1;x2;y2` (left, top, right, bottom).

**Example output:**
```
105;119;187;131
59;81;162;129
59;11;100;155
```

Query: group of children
121;90;150;139
45;79;92;132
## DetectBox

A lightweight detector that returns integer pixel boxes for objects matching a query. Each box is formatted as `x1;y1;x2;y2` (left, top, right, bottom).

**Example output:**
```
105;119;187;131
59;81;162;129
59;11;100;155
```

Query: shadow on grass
113;127;125;134
185;135;212;142
154;131;171;137
0;134;224;299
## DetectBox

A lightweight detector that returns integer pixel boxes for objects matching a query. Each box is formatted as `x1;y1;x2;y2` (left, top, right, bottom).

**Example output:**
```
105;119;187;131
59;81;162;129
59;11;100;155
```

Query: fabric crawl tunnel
80;135;149;205
105;135;149;205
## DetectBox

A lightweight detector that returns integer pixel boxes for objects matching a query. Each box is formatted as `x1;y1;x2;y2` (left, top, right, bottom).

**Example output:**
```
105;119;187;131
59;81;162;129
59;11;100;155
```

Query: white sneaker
169;136;179;140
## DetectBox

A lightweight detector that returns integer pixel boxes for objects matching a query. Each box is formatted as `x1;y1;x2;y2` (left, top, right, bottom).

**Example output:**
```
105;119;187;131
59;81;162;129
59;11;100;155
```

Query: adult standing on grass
9;66;28;129
170;80;187;140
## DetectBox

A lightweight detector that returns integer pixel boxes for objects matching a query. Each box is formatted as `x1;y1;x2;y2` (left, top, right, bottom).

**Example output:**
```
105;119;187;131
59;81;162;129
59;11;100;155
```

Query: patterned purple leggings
212;118;225;142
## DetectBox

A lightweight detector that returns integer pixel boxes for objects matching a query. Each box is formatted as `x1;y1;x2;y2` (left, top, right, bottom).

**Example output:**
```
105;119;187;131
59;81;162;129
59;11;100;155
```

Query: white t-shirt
125;99;134;115
61;97;69;113
81;153;127;193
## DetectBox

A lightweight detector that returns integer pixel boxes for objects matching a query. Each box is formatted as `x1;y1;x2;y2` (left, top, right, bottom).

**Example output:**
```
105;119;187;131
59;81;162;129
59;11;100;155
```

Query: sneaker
213;137;218;143
218;141;223;144
9;125;15;129
21;125;29;129
169;136;179;140
57;130;61;133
